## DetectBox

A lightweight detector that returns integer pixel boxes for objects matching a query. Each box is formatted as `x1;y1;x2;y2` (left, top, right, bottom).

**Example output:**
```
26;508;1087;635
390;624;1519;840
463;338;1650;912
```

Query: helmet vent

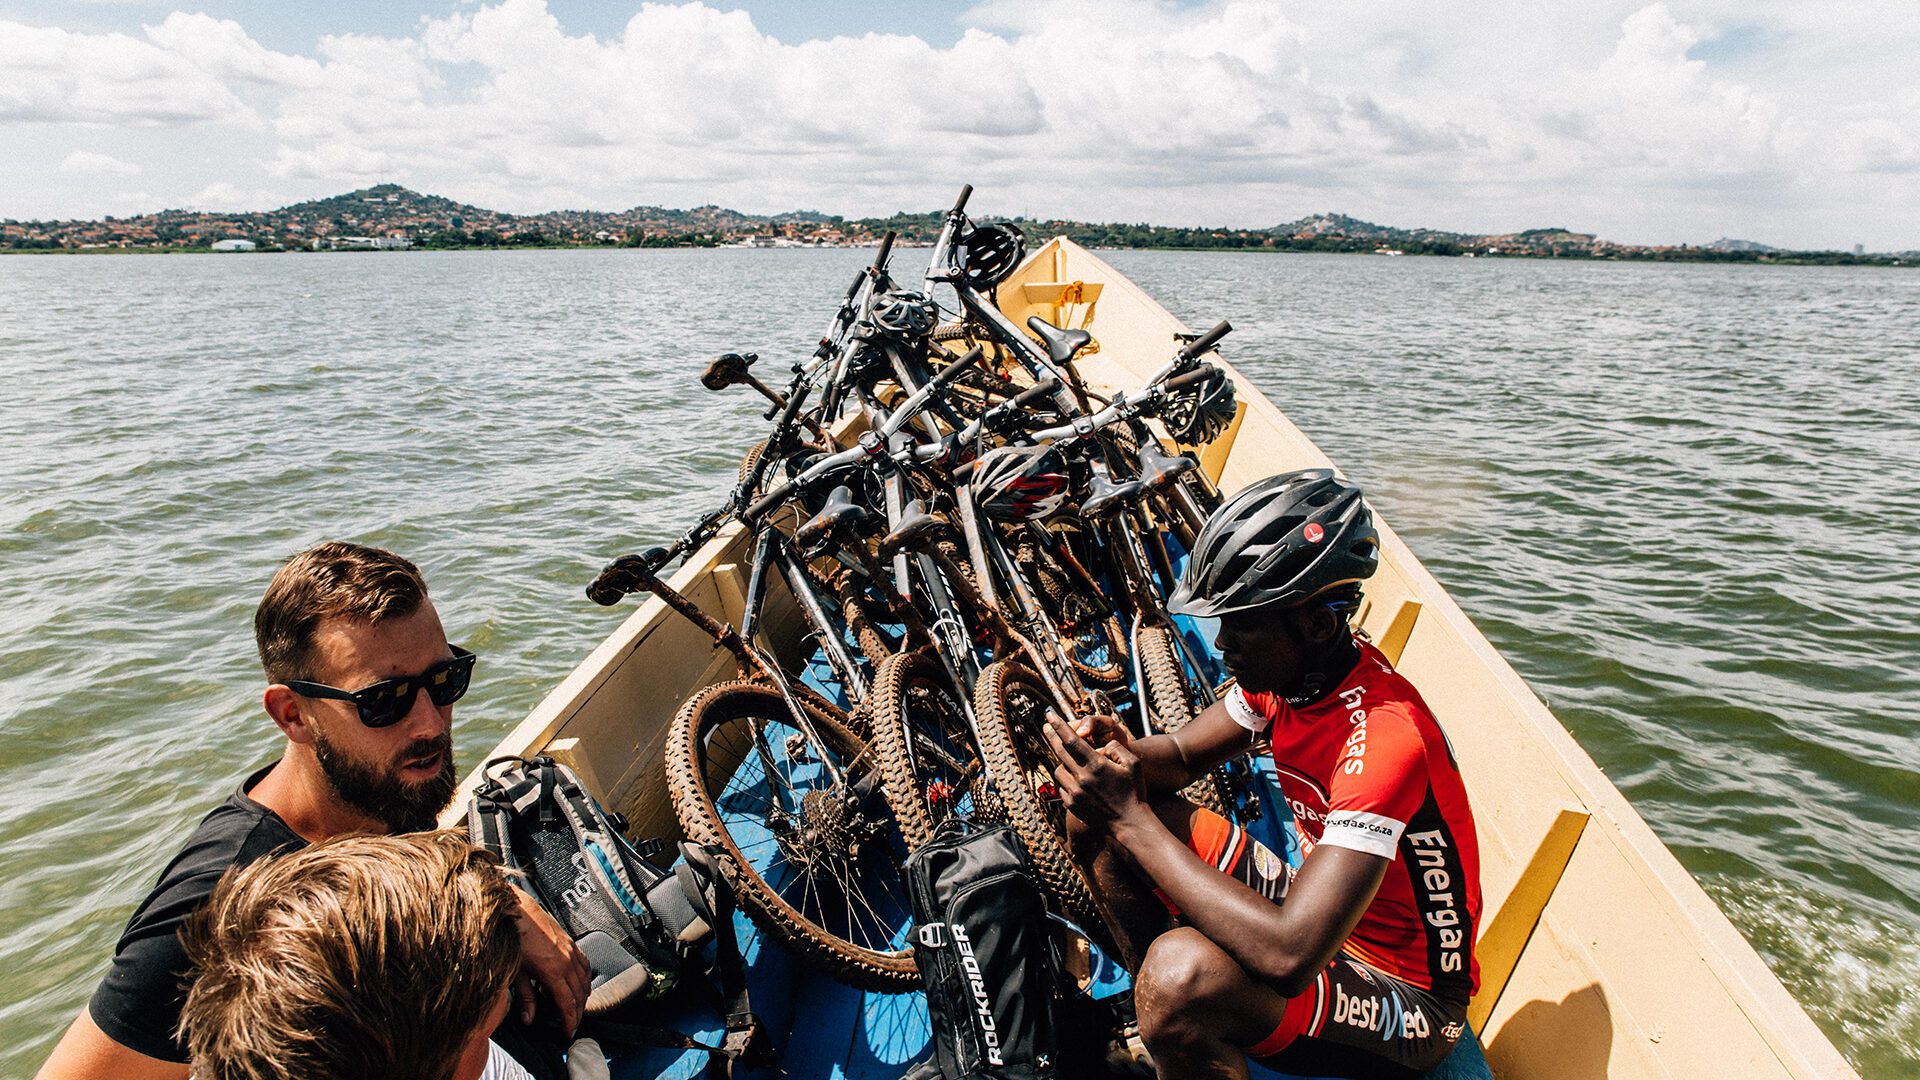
1252;514;1303;548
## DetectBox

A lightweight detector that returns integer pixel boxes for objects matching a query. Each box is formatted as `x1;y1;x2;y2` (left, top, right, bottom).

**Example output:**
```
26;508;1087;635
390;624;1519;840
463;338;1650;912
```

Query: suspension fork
1158;471;1214;549
1107;508;1220;713
982;520;1091;717
1022;520;1111;609
773;534;871;706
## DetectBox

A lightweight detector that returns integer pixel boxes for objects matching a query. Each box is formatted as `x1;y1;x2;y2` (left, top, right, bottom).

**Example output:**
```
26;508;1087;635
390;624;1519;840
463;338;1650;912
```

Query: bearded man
36;541;590;1080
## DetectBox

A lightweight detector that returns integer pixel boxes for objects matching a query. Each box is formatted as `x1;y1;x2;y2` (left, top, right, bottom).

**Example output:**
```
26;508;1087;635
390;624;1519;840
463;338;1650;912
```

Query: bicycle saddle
1081;467;1145;519
1026;316;1092;366
878;499;947;560
1136;443;1199;492
797;485;871;551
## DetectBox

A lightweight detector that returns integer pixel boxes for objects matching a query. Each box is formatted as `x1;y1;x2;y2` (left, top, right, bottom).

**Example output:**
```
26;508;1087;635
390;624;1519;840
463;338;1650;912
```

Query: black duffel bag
906;820;1063;1080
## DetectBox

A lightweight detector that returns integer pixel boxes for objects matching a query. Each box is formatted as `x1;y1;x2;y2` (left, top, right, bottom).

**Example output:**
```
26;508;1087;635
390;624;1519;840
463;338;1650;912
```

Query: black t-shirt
87;763;305;1062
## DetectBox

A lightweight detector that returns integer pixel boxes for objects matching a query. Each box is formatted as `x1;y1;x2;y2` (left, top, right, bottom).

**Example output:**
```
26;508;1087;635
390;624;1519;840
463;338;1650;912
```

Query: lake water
1;248;1915;1076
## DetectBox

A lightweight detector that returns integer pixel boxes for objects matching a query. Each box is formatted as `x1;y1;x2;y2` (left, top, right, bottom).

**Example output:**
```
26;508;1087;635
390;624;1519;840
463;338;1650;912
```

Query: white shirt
480;1041;535;1080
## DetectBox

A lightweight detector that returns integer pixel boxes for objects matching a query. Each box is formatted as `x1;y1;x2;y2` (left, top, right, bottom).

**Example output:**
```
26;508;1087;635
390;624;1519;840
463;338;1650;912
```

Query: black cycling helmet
1167;469;1378;618
867;288;938;339
955;223;1026;289
1162;368;1237;445
970;444;1071;522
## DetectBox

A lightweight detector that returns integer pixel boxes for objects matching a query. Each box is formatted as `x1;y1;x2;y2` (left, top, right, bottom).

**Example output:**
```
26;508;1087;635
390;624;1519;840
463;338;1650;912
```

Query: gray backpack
467;755;768;1069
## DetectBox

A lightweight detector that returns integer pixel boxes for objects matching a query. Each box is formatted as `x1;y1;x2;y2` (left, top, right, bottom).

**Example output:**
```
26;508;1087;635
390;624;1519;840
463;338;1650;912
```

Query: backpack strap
467;775;528;885
677;843;773;1072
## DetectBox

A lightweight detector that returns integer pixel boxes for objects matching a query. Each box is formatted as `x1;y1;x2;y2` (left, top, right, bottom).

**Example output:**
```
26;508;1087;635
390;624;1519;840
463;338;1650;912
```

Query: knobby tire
666;679;920;990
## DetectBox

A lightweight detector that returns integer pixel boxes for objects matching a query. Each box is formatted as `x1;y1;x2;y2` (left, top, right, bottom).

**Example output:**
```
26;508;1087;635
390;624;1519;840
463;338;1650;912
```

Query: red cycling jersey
1225;637;1482;1001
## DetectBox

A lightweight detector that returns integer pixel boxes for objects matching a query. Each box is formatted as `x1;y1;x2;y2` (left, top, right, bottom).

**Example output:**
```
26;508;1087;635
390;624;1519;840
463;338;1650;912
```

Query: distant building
210;239;256;252
320;236;413;251
1854;244;1865;256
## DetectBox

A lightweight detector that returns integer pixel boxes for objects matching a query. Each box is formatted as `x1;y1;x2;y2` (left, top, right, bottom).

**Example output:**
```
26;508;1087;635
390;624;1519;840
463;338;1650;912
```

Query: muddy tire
667;679;919;989
1136;624;1232;818
971;661;1099;927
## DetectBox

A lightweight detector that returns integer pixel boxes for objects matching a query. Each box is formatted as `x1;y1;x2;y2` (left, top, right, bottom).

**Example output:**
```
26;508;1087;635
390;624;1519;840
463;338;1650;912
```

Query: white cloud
0;19;252;125
59;149;143;175
1;1;1917;247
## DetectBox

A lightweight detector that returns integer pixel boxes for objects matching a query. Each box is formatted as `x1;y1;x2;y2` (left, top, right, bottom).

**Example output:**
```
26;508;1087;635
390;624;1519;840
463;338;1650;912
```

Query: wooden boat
448;238;1857;1079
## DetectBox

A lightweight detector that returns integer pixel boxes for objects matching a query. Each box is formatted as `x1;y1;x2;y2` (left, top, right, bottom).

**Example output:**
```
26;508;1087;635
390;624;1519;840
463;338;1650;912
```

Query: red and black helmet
970;444;1071;522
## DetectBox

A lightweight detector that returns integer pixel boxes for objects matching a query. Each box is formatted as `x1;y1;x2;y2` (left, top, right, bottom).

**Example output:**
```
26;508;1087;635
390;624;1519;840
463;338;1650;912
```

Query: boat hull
453;238;1855;1079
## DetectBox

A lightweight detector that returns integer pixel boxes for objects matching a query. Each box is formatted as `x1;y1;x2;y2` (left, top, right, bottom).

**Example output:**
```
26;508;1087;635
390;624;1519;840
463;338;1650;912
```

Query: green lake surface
1;249;1915;1076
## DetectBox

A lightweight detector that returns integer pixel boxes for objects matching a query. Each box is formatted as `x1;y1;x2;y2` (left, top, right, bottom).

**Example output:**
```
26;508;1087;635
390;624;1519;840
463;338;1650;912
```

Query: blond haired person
180;831;537;1080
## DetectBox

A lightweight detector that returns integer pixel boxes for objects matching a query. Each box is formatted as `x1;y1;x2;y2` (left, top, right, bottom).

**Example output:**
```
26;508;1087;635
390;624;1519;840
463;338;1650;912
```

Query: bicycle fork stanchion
1129;610;1154;740
773;539;869;707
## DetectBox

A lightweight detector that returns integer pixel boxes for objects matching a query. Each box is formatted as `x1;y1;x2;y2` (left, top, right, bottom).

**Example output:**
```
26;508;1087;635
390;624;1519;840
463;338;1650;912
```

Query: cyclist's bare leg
1066;794;1207;970
1069;814;1168;969
1134;927;1291;1079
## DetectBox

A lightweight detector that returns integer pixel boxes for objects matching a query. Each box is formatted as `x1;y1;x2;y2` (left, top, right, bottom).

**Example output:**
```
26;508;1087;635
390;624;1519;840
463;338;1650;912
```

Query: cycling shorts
1175;808;1470;1076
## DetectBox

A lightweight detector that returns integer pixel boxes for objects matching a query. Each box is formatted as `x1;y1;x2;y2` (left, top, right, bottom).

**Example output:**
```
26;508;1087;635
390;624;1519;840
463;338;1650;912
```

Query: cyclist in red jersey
1044;469;1481;1079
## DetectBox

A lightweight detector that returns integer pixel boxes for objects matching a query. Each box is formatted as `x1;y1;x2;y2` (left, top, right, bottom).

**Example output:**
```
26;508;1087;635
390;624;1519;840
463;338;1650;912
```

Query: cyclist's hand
1045;712;1144;830
1070;711;1131;750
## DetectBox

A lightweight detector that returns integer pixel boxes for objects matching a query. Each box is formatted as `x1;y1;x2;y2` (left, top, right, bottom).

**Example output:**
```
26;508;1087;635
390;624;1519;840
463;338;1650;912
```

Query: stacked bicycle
586;184;1250;990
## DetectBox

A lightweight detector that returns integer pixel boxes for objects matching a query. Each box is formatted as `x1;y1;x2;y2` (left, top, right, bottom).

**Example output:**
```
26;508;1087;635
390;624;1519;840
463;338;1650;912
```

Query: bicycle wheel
971;660;1099;927
1136;624;1232;818
667;679;919;989
868;650;1000;847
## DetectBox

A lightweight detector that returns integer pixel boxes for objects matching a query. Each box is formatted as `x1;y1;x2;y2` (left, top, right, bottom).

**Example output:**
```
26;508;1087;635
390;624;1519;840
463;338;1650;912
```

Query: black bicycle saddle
797;485;871;550
1026;316;1092;366
878;499;947;560
1081;468;1145;518
1136;443;1198;492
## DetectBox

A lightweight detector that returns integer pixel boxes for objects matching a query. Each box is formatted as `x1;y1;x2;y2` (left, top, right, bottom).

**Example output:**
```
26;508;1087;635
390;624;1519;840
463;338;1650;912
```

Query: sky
2;1;1916;250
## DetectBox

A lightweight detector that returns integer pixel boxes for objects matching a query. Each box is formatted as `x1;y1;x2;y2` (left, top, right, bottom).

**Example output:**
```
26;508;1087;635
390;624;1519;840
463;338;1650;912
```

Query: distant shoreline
3;243;1907;268
9;184;1910;266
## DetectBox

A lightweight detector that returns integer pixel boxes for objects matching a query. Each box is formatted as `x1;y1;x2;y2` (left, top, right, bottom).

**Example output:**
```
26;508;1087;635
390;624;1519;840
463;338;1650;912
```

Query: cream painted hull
451;238;1855;1080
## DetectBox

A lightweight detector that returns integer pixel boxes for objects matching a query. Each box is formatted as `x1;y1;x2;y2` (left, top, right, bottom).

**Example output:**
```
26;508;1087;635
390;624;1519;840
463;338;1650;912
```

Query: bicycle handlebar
951;184;973;216
1024;364;1222;445
905;375;1063;465
1179;319;1232;362
880;346;980;439
1165;365;1220;392
745;347;982;521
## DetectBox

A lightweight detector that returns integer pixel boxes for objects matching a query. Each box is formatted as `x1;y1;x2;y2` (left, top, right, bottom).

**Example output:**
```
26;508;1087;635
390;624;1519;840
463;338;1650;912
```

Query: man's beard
311;727;457;833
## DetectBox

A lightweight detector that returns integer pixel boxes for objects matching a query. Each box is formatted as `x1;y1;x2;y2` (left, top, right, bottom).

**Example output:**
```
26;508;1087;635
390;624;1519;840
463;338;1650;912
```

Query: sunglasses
284;645;476;728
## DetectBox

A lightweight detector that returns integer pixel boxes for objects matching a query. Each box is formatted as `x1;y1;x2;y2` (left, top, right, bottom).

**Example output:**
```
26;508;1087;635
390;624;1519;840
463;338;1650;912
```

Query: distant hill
2;184;1908;266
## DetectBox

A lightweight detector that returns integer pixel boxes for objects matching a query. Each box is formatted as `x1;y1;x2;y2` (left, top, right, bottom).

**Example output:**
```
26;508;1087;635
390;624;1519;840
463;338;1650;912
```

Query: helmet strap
1280;606;1361;708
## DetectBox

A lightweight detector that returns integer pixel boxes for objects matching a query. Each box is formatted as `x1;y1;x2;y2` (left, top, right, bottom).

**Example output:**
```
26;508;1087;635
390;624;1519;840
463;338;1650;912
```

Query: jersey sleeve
1223;684;1278;734
1318;702;1429;860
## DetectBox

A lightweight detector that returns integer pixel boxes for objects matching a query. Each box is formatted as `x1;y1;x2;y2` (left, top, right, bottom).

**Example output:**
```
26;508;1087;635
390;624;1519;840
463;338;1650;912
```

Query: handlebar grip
746;481;793;523
874;230;895;270
1180;319;1232;360
1010;377;1060;410
1166;364;1222;391
933;345;983;389
951;184;973;216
